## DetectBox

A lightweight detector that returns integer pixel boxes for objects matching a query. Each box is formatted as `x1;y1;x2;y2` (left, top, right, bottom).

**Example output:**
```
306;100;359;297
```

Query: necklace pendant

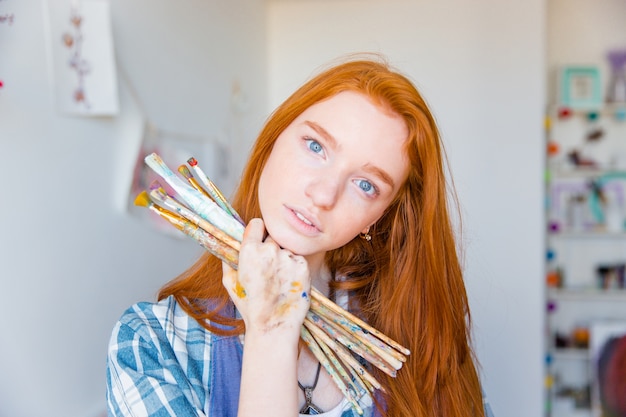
300;387;324;415
298;362;324;415
300;403;324;415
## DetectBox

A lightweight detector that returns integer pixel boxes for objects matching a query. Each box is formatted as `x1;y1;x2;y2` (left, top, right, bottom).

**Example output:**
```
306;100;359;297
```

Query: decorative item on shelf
572;325;590;349
567;193;591;231
585;126;604;141
546;268;563;288
596;263;625;290
563;113;605;169
586;110;600;122
547;141;560;157
588;172;626;232
567;149;597;168
544;370;554;389
554;331;569;348
554;384;591;410
559;66;603;110
548;220;560;233
546;248;564;288
615;107;626;121
553;326;590;350
557;106;573;119
606;49;626;104
548;178;619;233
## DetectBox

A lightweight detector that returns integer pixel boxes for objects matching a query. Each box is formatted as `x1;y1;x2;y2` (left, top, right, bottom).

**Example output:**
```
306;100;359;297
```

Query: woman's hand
222;218;311;339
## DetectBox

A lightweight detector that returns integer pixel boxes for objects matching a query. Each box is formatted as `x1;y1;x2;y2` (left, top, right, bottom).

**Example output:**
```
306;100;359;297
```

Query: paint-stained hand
222;218;311;337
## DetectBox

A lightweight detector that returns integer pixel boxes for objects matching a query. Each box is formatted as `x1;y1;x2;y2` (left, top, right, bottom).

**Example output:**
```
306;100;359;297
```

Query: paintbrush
305;306;398;377
300;325;363;414
148;183;241;252
311;287;410;356
177;164;215;201
144;153;244;242
303;318;365;395
187;157;244;224
134;191;239;269
305;311;384;391
309;298;405;371
304;315;375;395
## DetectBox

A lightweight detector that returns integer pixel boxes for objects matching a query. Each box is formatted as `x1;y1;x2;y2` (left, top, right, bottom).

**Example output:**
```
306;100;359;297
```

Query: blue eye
305;138;324;154
355;179;378;196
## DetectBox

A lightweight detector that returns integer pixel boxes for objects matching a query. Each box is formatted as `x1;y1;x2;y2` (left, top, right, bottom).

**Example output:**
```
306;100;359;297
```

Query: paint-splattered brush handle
187;157;244;224
301;325;364;415
144;153;244;242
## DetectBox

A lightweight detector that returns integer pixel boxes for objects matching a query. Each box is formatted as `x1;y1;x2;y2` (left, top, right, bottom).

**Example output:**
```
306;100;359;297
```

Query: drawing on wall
590;321;626;417
61;6;90;108
44;0;118;115
0;0;14;92
0;0;14;26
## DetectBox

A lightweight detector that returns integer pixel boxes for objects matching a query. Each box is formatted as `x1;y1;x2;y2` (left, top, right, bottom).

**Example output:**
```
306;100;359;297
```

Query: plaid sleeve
483;390;495;417
106;299;210;417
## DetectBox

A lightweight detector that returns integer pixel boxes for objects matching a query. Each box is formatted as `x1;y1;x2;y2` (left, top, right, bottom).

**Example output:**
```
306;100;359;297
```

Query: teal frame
560;66;602;109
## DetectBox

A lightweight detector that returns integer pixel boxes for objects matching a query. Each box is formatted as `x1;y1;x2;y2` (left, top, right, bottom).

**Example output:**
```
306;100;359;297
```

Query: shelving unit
544;104;626;417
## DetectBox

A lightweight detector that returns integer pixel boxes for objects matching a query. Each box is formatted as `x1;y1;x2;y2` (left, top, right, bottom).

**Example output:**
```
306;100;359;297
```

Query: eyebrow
363;164;395;189
304;120;396;190
305;120;338;149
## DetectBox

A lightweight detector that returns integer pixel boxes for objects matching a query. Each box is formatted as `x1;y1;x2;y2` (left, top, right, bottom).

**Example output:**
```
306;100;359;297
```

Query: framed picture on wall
559;66;602;109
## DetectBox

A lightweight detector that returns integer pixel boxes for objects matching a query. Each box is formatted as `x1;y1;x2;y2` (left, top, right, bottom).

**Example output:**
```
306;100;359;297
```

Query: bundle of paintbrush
135;153;410;414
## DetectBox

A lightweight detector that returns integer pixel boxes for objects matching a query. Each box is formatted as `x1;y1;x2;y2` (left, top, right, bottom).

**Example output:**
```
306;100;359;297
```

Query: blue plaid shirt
106;296;495;417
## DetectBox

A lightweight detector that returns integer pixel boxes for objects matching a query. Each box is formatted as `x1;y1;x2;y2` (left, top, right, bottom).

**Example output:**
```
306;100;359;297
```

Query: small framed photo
559;66;602;109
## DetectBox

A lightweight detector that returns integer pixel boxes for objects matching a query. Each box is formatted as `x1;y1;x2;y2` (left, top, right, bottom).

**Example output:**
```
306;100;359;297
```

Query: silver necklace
298;362;323;415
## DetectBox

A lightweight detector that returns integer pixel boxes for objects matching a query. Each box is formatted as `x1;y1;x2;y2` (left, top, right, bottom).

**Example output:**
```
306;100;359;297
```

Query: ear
361;226;371;235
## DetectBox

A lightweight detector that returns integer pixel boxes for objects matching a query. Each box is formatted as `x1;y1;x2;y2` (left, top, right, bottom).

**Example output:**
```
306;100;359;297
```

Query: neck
306;257;332;297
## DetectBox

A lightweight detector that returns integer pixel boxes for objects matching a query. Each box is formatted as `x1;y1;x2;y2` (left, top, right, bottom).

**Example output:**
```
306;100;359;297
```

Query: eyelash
305;137;324;155
304;136;380;198
354;179;379;197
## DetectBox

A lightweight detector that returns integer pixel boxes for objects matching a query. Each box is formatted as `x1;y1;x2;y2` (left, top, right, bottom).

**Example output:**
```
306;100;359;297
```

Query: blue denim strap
208;333;243;416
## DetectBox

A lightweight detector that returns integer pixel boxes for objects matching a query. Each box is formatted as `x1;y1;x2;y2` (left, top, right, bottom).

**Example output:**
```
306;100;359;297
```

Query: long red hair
159;56;484;417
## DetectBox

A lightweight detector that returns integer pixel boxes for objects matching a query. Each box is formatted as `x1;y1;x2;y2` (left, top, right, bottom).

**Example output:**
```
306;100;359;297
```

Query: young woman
107;56;494;417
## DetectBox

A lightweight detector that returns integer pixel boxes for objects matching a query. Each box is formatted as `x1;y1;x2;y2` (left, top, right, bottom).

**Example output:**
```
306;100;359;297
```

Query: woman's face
258;91;410;266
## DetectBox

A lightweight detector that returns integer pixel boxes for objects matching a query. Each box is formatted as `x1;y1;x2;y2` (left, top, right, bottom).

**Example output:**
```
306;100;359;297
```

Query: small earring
359;231;372;241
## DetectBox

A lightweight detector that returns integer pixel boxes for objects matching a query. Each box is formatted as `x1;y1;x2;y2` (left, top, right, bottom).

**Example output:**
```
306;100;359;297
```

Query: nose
305;174;340;210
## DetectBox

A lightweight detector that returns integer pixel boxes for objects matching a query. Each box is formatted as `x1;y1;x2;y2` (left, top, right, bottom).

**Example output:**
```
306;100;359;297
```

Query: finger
222;260;236;278
243;218;265;244
263;235;280;247
222;261;247;299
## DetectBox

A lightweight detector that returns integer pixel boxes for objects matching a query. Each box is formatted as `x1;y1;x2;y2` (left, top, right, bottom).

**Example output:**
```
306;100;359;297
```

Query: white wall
0;1;266;416
0;1;550;416
267;1;546;416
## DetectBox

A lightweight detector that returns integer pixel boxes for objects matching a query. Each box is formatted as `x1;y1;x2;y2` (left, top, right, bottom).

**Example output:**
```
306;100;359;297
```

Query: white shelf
548;231;626;239
547;102;626;115
548;167;626;179
549;348;589;361
549;405;591;417
547;288;626;301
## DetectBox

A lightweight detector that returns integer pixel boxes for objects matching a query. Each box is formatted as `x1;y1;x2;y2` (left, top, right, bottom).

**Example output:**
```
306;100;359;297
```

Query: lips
295;211;314;226
286;205;321;233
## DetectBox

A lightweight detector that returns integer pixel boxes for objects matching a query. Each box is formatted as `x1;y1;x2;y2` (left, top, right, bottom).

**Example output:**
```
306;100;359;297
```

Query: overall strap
208;333;243;416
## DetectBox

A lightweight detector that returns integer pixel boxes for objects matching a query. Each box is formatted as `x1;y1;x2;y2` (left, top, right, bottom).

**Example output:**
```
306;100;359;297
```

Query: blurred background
0;1;624;416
